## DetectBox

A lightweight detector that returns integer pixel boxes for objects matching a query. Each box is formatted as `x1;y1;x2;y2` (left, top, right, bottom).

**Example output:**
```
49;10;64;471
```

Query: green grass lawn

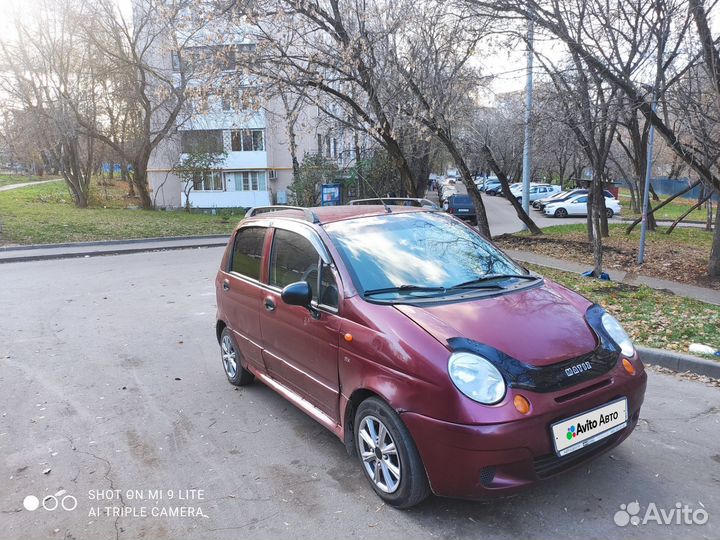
535;222;714;251
529;264;720;357
0;174;59;188
0;180;241;245
617;188;709;222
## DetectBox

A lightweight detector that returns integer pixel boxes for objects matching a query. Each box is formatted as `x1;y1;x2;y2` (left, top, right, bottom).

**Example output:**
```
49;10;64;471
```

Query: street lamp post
521;12;534;226
638;87;657;265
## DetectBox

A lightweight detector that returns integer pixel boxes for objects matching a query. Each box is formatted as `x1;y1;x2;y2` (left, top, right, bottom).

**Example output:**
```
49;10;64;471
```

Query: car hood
394;281;597;366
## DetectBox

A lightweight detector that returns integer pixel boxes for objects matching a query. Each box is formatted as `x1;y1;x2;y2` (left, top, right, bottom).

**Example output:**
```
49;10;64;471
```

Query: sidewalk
0;235;229;263
505;249;720;306
0;178;63;192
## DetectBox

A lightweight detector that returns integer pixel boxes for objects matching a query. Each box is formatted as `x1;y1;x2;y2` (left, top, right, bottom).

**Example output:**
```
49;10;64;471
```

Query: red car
215;205;647;508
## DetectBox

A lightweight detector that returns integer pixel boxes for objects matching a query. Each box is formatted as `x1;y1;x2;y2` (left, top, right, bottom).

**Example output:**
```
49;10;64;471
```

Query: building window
192;171;223;191
181;130;224;153
171;51;181;71
237;43;257;53
230;129;265;151
221;47;236;71
233;171;267;191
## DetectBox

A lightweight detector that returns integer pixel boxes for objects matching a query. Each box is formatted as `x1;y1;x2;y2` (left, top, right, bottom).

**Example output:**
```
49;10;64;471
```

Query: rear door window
230;227;266;280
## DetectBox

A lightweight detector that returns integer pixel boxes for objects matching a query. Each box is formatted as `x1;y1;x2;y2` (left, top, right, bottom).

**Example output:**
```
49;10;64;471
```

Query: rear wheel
354;397;430;508
220;328;254;386
606;208;614;218
554;208;568;218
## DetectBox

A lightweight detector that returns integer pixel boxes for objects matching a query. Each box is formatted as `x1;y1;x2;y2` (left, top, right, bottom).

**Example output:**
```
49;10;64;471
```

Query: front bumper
401;367;647;499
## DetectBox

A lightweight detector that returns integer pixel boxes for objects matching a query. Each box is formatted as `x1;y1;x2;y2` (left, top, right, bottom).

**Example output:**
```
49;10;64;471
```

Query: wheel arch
216;320;227;344
343;388;383;456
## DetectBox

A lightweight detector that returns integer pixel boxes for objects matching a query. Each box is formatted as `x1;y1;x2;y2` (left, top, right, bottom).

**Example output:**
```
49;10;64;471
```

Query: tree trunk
455;155;491;239
710;202;720;278
591;207;603;277
666;194;711;234
132;159;153;210
626;180;701;233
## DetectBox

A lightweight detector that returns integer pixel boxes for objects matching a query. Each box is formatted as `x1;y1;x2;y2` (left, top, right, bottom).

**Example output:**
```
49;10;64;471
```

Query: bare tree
0;0;97;207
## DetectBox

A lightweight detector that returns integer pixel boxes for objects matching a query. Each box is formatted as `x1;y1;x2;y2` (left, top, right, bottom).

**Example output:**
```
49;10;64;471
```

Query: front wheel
354;397;430;508
554;207;568;218
606;208;614;218
220;328;254;386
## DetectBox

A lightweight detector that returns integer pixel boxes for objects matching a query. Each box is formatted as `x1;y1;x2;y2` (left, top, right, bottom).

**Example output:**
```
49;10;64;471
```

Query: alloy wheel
221;335;238;378
358;415;401;493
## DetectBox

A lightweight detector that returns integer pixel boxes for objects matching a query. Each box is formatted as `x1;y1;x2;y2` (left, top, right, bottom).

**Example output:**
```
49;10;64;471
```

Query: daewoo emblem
565;361;592;377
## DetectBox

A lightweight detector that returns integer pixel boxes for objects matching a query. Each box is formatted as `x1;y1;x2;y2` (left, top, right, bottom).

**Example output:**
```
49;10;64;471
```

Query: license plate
551;397;628;456
458;208;470;213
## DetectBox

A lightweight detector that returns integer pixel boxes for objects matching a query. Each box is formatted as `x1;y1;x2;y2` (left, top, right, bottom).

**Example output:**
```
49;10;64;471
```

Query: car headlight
448;352;506;404
601;312;635;357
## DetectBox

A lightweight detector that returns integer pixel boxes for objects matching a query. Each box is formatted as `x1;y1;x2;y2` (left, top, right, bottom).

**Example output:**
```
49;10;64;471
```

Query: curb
0;238;229;264
0;234;230;252
638;346;720;378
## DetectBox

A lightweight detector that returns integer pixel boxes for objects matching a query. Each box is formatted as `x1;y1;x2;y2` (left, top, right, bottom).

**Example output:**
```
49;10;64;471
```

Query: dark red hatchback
215;205;647;507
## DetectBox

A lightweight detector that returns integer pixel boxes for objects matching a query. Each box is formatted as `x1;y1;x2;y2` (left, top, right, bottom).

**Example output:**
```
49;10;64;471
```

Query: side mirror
281;281;312;306
281;281;321;319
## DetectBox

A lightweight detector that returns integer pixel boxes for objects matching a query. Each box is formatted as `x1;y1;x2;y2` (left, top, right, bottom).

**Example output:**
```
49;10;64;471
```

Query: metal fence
617;177;719;201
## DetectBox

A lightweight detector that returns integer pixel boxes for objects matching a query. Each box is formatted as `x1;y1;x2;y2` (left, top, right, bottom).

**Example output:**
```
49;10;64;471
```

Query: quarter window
231;227;266;280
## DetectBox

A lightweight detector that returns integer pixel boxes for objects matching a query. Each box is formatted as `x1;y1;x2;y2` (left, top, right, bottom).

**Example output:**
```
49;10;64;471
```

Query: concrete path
0;177;63;192
506;248;720;306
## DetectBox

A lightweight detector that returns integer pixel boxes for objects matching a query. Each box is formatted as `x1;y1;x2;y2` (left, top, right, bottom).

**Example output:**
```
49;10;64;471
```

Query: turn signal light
513;395;531;415
343;333;353;343
622;358;636;376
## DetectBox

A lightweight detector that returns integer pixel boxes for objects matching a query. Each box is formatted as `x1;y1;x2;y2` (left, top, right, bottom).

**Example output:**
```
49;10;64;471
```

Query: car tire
554;208;568;218
606;208;614;218
354;397;430;508
220;328;254;386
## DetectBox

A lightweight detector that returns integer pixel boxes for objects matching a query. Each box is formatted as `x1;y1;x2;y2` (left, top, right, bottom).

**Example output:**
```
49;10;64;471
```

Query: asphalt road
433;184;621;235
1;248;718;540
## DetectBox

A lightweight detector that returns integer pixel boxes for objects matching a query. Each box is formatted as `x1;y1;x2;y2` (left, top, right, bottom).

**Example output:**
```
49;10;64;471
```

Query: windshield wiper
363;284;447;297
450;274;540;289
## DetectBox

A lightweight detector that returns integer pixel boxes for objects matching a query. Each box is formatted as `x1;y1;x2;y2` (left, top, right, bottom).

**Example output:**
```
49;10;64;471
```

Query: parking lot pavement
431;183;620;235
1;248;718;540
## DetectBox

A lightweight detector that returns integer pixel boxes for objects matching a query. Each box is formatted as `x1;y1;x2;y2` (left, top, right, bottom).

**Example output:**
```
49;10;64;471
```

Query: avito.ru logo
614;500;709;526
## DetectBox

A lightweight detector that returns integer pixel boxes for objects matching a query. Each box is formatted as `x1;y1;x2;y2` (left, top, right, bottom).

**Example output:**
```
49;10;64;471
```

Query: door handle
222;280;230;291
264;297;276;312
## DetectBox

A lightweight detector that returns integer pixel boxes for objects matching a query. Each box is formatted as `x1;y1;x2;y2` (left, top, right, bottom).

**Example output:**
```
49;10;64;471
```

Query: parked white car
544;193;621;218
440;184;458;202
514;184;561;203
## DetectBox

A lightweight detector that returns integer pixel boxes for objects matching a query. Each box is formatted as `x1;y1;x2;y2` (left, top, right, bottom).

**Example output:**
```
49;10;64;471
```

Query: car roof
243;205;430;226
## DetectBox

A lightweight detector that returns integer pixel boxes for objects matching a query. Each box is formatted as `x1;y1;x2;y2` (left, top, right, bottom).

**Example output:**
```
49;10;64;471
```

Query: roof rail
246;205;320;224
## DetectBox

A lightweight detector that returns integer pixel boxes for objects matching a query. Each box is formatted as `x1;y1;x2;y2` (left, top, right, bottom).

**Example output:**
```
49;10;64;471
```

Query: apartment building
146;27;350;209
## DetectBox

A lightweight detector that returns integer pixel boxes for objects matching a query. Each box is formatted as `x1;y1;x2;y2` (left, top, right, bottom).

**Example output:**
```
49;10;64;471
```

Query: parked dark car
484;181;503;196
445;194;477;224
215;205;647;508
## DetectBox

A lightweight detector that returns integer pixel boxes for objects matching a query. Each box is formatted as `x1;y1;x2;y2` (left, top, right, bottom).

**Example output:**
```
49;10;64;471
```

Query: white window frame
233;171;268;192
230;129;265;152
192;171;223;191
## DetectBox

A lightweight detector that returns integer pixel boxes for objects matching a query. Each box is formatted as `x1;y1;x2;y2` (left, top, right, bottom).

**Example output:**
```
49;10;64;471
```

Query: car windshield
324;212;528;300
451;195;471;204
